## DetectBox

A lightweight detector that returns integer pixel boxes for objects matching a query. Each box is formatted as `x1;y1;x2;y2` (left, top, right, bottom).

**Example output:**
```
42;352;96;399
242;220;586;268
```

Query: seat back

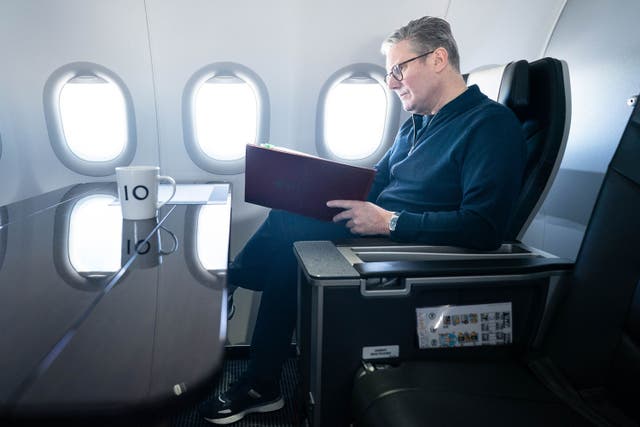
467;58;571;240
543;95;640;422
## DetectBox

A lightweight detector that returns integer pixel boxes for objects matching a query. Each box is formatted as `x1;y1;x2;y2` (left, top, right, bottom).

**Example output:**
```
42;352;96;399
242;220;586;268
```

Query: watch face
389;213;399;231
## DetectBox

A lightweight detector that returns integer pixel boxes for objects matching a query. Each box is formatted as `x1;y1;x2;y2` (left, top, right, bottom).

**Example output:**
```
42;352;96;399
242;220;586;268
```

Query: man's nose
387;76;400;90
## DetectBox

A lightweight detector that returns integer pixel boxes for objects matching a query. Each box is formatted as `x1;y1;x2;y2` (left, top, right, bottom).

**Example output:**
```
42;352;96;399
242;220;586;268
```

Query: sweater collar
412;84;486;123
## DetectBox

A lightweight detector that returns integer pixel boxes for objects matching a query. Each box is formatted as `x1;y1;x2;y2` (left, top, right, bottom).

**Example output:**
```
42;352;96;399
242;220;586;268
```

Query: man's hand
327;200;394;236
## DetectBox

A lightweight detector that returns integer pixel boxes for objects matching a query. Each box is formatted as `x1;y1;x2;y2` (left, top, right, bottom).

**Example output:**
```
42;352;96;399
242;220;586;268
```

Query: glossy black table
0;183;231;425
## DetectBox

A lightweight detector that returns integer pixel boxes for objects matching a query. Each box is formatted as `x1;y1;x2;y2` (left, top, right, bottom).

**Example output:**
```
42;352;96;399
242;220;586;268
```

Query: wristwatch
388;212;400;232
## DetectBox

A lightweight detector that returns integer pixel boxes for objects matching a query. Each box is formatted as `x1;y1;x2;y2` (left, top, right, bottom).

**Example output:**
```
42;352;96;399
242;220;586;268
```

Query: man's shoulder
455;98;525;153
475;96;515;115
468;97;521;127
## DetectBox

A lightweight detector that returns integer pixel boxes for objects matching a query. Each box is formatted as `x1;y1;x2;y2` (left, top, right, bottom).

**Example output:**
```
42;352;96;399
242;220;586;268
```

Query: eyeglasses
384;50;434;84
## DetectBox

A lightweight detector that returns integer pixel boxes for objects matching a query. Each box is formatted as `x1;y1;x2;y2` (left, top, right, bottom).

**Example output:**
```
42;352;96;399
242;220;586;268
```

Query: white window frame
183;62;269;175
316;63;400;166
43;62;136;176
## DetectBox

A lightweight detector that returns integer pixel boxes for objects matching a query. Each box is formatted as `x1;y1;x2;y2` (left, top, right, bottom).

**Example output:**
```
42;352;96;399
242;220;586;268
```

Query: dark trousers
228;210;353;386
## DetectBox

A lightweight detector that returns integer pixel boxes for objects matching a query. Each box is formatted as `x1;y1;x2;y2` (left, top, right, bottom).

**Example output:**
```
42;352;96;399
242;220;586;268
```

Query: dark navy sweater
369;85;526;250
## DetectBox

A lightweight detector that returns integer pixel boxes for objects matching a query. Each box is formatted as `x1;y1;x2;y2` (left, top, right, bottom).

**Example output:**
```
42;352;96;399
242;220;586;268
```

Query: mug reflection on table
121;219;179;269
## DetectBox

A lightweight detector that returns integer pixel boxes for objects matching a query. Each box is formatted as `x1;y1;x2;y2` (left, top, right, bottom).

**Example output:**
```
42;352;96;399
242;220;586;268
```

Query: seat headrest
466;60;530;114
498;60;530;113
466;64;507;102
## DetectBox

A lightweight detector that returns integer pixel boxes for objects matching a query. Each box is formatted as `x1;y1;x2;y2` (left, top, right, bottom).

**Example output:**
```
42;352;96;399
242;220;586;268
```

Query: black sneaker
199;377;284;425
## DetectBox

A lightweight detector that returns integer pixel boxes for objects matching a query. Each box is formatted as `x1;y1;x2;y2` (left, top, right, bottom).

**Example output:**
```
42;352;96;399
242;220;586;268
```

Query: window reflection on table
195;202;231;272
68;194;122;274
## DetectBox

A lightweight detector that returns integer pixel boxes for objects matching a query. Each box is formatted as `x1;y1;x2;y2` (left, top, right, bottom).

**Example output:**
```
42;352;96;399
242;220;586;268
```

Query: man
200;16;525;425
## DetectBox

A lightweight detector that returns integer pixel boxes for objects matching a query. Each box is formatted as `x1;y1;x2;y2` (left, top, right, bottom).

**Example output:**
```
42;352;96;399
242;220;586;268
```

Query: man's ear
432;47;449;72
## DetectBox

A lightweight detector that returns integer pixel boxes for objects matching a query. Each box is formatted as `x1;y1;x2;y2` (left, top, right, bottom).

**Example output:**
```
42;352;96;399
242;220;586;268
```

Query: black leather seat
468;57;570;240
505;58;569;240
351;95;640;426
352;361;591;426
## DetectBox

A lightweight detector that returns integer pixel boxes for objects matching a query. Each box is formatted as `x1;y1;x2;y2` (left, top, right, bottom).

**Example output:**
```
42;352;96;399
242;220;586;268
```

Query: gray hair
381;16;461;72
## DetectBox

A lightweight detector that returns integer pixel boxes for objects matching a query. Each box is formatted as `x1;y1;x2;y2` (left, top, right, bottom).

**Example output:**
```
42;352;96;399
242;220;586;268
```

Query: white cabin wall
143;0;453;344
521;0;640;259
0;0;159;205
144;0;301;257
287;0;450;152
145;0;451;253
2;0;639;342
0;0;569;344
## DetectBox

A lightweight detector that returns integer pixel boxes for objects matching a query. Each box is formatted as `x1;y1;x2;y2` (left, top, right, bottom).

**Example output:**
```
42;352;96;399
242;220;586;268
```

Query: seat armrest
294;240;361;279
354;257;573;279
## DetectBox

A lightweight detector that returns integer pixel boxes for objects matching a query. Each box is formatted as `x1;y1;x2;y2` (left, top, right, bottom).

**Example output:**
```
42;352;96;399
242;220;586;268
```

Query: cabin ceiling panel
446;0;566;72
290;0;450;77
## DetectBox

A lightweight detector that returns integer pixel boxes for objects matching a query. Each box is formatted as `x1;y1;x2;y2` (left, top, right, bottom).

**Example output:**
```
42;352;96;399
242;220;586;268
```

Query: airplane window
317;64;400;166
44;62;136;176
183;62;269;174
195;76;257;161
324;78;386;160
196;203;231;271
60;76;127;161
68;194;122;273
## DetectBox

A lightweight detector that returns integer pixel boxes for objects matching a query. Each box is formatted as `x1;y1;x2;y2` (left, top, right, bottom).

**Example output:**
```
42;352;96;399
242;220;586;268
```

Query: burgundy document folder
245;144;376;221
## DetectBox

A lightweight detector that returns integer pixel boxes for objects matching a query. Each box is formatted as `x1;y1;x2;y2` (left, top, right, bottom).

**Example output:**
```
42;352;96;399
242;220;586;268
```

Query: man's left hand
327;200;394;235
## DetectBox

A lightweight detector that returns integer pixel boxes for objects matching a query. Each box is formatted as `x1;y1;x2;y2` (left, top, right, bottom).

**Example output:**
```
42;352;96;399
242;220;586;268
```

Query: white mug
115;166;176;220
